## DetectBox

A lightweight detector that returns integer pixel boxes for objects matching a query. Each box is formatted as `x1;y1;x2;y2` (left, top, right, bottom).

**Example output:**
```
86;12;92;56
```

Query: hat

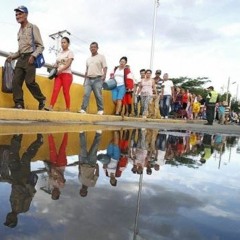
14;6;28;13
155;70;161;74
207;86;214;90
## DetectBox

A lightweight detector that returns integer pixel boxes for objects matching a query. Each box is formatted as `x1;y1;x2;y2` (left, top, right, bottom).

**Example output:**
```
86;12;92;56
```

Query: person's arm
57;58;74;74
102;67;107;81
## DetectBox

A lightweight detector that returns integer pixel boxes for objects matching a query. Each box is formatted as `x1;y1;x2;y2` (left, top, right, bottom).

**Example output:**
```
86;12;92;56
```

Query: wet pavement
0;128;239;240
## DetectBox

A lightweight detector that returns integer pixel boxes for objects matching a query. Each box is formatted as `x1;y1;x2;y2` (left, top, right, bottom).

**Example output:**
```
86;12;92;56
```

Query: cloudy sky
0;0;239;99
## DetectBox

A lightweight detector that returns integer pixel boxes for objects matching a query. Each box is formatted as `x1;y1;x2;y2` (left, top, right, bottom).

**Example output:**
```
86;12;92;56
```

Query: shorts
112;85;126;101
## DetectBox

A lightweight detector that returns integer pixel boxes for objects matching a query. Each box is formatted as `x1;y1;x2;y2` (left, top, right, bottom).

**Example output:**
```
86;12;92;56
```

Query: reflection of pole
133;173;143;240
150;0;160;70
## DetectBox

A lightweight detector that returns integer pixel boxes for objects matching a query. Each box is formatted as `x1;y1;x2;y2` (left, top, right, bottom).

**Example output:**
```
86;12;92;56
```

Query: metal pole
226;77;230;104
150;0;159;70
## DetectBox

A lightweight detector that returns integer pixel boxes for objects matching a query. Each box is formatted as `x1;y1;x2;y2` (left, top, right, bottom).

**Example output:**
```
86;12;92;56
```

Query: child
218;102;225;125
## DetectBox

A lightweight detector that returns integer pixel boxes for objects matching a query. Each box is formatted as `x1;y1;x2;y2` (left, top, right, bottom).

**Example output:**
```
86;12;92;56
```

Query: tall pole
150;0;160;70
226;77;230;105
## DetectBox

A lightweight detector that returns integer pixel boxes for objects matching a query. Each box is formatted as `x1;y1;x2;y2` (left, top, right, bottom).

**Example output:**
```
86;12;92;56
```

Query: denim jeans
81;78;103;111
160;95;172;117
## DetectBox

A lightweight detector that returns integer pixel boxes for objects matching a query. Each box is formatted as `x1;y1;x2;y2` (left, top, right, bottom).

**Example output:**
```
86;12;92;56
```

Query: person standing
44;37;74;111
149;69;163;118
160;73;174;119
133;69;145;117
112;57;133;115
78;42;107;115
204;86;219;125
7;6;46;110
137;69;156;119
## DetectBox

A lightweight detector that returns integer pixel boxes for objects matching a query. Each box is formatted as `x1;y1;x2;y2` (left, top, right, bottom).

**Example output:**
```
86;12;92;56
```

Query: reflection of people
48;133;68;200
104;131;121;186
4;134;43;228
78;42;107;115
45;37;74;111
6;6;46;110
78;131;102;197
200;134;214;164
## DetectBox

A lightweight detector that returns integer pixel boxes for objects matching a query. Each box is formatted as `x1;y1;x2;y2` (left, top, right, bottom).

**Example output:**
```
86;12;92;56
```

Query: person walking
160;73;174;119
44;37;74;111
6;6;46;110
204;86;219;125
78;42;107;115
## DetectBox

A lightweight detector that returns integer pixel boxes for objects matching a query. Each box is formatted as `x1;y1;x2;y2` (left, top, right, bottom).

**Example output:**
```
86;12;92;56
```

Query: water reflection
0;129;239;240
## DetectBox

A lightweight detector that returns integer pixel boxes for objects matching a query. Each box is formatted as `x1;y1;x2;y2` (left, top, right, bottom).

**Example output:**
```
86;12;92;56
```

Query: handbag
31;26;45;68
2;60;15;93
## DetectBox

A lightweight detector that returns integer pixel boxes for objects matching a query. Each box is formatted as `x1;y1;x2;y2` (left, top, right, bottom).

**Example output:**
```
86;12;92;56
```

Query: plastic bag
2;60;15;93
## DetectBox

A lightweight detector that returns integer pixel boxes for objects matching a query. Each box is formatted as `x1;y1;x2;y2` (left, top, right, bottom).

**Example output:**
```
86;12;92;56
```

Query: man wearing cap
6;6;46;110
205;86;219;125
149;69;163;118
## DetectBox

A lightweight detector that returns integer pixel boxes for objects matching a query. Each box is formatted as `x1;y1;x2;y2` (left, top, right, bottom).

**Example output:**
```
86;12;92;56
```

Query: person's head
145;69;152;78
90;42;98;56
140;69;146;78
4;212;18;228
110;174;117;187
131;165;137;174
14;6;28;24
79;185;88;197
154;164;160;171
137;165;143;175
51;187;61;200
207;86;214;91
155;69;161;76
119;56;127;68
61;37;70;50
163;73;169;81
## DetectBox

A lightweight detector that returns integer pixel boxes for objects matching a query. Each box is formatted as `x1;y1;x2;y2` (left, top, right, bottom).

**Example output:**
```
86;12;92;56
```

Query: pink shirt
57;50;74;74
141;78;153;96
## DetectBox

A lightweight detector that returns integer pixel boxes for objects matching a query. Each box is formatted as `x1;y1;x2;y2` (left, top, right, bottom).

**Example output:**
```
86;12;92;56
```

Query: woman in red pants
45;37;74;111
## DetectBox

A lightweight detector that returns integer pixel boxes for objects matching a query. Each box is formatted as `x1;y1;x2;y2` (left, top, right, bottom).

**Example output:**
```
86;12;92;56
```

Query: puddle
0;129;239;240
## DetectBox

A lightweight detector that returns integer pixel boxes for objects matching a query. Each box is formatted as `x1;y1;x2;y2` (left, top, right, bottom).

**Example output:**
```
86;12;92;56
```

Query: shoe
97;110;104;115
78;109;86;114
14;104;24;109
38;100;46;110
204;122;213;125
44;106;53;111
161;116;164;119
96;130;102;134
165;116;168;119
115;113;121;116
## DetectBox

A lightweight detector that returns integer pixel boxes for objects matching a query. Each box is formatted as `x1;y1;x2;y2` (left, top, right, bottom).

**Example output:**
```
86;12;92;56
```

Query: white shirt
162;80;174;95
114;68;125;86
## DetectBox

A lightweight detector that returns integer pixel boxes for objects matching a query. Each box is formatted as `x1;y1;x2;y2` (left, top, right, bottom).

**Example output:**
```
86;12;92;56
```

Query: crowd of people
6;5;239;125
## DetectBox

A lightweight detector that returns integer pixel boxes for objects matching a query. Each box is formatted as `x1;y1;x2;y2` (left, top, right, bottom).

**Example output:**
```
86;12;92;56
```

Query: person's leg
57;133;68;166
48;134;58;165
24;58;46;104
49;75;62;107
61;73;73;110
12;58;26;108
92;78;104;111
81;78;93;111
165;95;172;117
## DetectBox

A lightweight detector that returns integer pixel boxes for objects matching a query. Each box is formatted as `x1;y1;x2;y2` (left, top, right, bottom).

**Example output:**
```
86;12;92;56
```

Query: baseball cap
155;70;161;74
14;6;28;13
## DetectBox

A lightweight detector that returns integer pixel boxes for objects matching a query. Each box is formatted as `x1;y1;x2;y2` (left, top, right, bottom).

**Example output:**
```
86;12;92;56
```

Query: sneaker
165;116;168;119
78;109;86;114
14;104;24;109
38;100;46;110
96;130;102;134
161;116;164;119
97;110;104;115
44;106;53;111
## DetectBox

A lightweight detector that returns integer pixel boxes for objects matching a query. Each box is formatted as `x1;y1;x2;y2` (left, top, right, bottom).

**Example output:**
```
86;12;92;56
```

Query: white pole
150;0;159;70
226;77;230;105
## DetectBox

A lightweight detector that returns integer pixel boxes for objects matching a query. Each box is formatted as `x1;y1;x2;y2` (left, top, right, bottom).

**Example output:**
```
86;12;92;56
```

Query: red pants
50;73;73;108
48;133;68;167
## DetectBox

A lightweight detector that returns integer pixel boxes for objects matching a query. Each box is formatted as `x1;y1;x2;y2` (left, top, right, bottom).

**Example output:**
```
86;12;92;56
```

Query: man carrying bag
6;5;46;110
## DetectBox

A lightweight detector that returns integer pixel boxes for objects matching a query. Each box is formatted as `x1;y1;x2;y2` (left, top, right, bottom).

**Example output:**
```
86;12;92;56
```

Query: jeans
160;95;172;117
81;78;103;111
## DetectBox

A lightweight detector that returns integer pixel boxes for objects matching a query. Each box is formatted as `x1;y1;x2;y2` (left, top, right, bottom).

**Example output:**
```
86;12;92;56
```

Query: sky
0;0;240;99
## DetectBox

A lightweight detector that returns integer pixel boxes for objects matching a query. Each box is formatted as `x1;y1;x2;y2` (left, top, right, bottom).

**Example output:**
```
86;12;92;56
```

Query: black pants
206;105;215;124
13;55;46;107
